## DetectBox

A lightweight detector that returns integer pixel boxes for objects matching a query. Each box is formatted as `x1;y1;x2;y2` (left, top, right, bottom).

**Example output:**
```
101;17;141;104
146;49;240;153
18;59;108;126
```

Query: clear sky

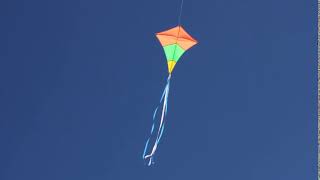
0;0;317;179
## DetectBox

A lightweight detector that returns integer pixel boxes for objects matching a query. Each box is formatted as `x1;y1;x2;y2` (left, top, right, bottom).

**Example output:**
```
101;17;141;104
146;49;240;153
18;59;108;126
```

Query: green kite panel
163;44;185;62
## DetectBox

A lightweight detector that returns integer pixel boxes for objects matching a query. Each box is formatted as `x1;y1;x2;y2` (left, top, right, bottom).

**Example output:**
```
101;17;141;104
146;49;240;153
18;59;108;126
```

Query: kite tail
143;74;171;166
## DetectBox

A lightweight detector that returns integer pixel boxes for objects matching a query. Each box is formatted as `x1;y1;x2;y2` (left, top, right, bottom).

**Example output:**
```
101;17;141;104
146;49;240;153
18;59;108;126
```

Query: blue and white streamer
143;74;171;166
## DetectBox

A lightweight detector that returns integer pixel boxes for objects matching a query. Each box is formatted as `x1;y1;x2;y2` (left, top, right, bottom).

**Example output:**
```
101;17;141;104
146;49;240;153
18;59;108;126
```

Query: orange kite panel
176;38;197;50
157;26;180;36
156;34;177;47
157;26;197;42
156;26;198;50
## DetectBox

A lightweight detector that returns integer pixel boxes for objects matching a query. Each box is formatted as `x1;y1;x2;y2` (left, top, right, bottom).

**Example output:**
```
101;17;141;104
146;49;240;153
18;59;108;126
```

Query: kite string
178;0;184;25
171;0;184;69
170;0;184;68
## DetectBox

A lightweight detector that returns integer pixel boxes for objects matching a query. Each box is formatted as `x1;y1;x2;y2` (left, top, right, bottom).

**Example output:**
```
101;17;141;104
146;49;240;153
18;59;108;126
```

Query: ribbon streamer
143;74;171;166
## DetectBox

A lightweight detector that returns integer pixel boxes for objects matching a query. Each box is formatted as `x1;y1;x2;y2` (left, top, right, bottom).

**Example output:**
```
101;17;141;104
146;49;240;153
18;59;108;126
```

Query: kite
142;24;198;165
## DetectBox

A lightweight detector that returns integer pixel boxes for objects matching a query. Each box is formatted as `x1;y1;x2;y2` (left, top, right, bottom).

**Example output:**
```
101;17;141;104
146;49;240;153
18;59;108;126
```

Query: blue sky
0;0;317;179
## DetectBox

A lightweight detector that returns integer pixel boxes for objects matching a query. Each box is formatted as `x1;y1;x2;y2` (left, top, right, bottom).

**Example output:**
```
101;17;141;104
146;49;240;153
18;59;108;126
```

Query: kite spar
143;0;198;166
